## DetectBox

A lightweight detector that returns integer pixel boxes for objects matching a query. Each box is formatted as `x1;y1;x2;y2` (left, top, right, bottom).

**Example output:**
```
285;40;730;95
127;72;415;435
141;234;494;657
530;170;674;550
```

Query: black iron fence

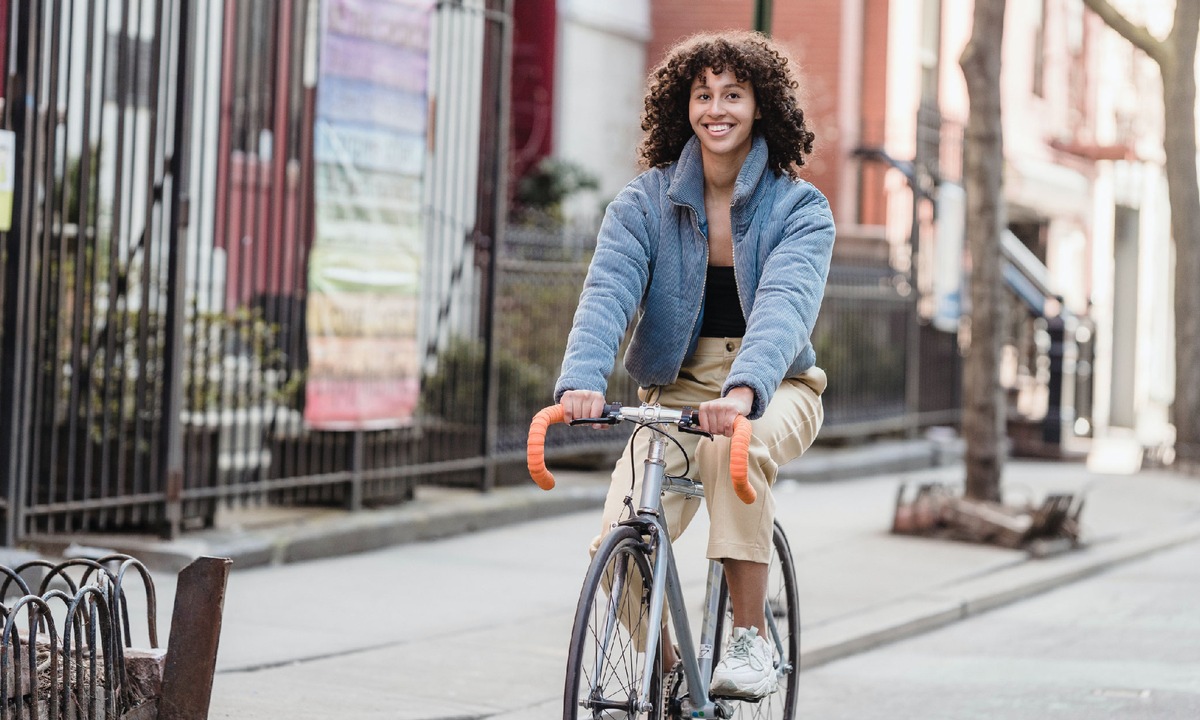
0;0;960;545
0;0;192;543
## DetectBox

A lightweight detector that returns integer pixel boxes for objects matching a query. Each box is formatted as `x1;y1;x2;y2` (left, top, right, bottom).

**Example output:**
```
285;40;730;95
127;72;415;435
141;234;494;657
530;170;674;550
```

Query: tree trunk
959;0;1007;502
1081;0;1200;471
1162;6;1200;470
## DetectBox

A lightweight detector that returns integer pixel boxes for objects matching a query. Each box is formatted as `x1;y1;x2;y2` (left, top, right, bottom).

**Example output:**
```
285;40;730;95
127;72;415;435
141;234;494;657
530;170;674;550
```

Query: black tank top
700;265;746;338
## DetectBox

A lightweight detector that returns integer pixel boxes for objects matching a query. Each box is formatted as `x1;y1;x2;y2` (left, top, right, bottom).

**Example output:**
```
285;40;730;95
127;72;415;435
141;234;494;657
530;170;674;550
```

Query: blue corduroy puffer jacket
554;135;835;419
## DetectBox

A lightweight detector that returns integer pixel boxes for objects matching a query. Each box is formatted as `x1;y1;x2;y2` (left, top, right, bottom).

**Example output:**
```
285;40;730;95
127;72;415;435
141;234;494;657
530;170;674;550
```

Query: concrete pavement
789;539;1200;718
51;438;1200;718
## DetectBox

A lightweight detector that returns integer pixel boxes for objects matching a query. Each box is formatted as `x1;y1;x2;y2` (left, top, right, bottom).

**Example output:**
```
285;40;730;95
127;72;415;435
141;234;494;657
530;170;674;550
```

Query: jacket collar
667;134;770;223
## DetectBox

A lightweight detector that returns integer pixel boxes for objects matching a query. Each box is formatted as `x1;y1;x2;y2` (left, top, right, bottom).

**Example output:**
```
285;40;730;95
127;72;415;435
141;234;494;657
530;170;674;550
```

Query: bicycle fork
584;437;671;716
634;438;736;718
632;437;670;714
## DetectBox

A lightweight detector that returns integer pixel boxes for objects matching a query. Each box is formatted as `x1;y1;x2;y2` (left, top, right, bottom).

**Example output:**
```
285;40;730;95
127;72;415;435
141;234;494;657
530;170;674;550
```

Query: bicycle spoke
567;531;660;719
713;523;800;719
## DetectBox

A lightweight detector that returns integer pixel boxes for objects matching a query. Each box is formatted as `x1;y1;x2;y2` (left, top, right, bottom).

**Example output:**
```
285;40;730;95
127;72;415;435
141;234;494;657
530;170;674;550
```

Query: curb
276;485;607;565
799;518;1200;670
781;437;964;483
29;484;610;573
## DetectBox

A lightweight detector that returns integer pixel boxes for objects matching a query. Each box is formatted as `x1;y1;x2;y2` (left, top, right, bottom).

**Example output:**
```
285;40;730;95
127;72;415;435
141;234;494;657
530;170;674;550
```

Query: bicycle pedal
712;698;736;718
711;692;765;704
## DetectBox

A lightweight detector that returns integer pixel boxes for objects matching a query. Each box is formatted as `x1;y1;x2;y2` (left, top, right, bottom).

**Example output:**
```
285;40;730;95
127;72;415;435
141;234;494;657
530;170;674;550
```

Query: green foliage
513;157;600;225
420;337;552;426
57;147;102;228
496;268;586;373
185;307;293;411
812;311;906;398
81;309;168;442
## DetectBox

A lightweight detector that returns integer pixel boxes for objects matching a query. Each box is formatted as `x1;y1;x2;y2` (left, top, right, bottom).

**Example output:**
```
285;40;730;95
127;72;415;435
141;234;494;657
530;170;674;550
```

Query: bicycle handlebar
527;404;565;490
526;403;756;504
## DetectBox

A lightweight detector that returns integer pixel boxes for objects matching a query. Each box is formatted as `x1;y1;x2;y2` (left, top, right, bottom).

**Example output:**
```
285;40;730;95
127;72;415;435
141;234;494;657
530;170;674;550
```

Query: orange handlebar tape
729;415;756;504
527;404;566;490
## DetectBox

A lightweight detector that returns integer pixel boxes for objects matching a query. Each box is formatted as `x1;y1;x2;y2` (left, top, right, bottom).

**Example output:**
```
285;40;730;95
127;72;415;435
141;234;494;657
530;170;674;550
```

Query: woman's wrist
724;385;755;415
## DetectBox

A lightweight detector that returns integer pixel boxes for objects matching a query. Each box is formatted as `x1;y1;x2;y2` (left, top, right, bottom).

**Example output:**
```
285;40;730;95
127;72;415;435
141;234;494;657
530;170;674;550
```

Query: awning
1001;229;1072;321
1004;158;1090;218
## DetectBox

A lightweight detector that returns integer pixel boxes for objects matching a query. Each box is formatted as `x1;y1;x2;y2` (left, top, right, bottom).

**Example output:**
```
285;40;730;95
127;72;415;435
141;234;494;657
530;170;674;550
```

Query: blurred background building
519;0;1174;459
0;0;1175;545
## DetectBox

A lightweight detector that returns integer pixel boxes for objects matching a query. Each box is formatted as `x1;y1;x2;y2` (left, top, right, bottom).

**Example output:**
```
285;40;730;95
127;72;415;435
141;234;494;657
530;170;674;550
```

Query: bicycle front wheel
713;521;800;720
564;525;663;720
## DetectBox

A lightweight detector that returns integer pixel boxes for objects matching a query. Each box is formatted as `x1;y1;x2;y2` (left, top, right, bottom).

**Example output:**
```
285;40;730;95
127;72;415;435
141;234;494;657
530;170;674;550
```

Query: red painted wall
772;0;844;212
858;0;890;227
510;0;557;180
647;1;756;71
644;0;882;223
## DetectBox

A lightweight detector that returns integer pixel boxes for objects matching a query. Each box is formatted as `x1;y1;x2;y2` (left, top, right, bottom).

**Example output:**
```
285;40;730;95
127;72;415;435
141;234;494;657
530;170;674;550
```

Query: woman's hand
559;389;608;427
699;386;754;437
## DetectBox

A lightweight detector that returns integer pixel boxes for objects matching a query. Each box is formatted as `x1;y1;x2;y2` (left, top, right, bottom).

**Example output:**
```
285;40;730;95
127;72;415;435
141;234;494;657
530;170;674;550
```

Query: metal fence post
0;1;40;546
349;430;364;511
0;1;30;544
162;0;196;538
480;0;512;492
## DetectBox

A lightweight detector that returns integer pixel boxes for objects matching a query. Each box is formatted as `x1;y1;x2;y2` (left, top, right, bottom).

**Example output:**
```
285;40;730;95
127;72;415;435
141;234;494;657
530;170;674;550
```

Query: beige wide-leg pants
590;337;826;564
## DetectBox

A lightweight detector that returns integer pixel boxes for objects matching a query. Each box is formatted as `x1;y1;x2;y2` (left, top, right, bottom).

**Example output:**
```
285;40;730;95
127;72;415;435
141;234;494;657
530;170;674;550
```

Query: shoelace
725;630;764;668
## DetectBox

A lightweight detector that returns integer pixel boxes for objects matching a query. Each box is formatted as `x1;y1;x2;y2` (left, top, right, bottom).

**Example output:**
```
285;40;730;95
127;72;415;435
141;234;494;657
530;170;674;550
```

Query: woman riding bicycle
555;30;834;700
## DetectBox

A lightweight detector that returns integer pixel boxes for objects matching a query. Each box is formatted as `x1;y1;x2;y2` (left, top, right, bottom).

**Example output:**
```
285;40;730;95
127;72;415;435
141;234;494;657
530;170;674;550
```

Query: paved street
95;458;1200;718
793;537;1200;719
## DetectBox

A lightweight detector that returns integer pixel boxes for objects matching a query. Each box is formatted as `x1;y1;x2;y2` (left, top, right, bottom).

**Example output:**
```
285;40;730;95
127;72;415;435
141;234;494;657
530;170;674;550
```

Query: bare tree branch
1080;0;1168;66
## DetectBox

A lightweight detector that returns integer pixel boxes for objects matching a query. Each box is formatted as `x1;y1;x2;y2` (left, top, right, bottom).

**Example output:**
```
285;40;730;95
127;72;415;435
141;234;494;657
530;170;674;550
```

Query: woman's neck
700;147;748;194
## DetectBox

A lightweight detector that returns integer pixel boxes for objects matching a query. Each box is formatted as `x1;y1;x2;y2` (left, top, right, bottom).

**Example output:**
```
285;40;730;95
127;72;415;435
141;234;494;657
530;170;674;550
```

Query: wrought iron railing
0;0;961;544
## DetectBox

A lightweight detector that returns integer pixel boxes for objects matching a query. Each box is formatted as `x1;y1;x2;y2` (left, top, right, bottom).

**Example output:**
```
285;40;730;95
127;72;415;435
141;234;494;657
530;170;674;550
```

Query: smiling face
688;68;760;165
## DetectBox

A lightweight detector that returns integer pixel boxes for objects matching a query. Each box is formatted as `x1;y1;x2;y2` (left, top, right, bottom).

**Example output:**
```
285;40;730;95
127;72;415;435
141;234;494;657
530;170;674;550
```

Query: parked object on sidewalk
892;481;1083;549
0;554;230;720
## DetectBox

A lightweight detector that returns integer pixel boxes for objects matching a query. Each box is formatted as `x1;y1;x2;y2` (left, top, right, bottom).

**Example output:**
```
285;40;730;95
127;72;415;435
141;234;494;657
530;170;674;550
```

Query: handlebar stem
638;437;669;516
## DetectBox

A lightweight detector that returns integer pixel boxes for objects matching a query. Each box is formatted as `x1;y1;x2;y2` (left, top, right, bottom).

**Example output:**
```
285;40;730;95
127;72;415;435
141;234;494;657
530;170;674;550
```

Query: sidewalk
47;436;963;572
43;438;1200;718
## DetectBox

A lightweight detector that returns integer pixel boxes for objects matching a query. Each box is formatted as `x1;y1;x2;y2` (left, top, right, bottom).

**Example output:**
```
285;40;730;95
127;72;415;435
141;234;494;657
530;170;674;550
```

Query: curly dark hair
639;30;815;177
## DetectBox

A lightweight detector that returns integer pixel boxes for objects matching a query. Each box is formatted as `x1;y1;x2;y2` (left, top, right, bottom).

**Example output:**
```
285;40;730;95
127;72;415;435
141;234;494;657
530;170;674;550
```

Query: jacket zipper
687;207;708;349
730;220;745;327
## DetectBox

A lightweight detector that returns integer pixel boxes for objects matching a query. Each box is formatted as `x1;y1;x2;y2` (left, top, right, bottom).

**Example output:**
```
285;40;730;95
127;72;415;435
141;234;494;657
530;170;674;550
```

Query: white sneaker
709;626;778;699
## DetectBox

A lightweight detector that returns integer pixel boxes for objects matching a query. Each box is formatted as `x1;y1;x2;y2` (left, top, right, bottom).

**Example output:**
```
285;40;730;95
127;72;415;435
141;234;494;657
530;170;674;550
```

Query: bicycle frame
536;402;794;718
596;428;789;717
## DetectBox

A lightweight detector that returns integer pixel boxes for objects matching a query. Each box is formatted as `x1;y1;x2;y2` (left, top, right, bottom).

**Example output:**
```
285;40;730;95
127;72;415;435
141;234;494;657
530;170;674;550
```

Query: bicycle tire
564;525;664;720
712;521;800;720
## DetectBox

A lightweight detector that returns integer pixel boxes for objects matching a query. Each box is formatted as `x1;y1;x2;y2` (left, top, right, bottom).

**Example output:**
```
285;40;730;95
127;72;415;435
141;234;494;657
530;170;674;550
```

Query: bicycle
528;401;800;720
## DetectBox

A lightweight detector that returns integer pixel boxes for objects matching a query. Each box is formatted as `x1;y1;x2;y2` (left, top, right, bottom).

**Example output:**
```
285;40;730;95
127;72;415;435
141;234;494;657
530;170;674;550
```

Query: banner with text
306;0;433;429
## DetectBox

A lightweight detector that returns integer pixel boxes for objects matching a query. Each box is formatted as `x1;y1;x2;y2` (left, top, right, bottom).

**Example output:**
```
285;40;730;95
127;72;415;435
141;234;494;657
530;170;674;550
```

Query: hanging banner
306;0;433;429
932;182;965;333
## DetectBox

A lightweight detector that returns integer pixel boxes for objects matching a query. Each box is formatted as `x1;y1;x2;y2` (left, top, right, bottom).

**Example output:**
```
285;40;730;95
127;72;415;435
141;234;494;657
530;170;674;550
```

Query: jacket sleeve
724;186;835;418
554;177;657;402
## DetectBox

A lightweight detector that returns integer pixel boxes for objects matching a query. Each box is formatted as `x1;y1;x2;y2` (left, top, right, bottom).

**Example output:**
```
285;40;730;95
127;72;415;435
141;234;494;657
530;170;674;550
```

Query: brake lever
676;407;712;439
569;416;619;426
